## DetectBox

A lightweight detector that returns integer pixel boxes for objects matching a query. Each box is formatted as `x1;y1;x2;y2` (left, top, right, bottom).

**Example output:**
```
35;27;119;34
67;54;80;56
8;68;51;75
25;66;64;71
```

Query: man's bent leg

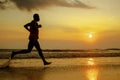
11;40;34;59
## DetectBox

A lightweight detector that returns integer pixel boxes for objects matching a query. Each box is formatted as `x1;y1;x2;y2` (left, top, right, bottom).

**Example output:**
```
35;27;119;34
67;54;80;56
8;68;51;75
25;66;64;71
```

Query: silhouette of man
11;13;51;65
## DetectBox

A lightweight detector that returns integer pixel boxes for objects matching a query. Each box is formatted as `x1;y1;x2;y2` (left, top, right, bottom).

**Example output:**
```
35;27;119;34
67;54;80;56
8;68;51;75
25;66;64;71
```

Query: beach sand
0;58;120;80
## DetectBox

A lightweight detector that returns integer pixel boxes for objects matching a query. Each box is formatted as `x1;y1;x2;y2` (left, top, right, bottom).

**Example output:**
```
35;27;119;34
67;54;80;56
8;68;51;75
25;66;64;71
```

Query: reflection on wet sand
0;58;120;80
0;67;47;80
86;58;99;80
87;58;95;65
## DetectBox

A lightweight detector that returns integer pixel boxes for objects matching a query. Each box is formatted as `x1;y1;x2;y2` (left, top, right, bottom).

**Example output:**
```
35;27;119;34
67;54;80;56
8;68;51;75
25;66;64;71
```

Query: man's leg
11;40;34;59
34;40;51;65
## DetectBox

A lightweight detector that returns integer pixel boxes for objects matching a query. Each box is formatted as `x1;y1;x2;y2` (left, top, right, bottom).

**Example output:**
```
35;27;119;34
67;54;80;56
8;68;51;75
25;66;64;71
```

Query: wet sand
0;58;120;80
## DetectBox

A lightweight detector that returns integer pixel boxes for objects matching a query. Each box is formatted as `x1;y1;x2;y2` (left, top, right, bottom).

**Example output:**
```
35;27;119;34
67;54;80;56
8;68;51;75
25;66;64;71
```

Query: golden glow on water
86;68;98;80
87;58;95;65
86;58;98;80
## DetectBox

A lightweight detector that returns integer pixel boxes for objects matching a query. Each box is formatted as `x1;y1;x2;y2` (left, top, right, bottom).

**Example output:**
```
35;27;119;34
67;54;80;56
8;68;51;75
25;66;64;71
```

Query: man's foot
44;62;51;65
10;51;15;59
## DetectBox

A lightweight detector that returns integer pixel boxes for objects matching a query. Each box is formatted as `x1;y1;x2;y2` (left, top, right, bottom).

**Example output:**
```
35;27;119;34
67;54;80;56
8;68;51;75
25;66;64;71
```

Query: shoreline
0;52;120;59
0;49;120;59
0;58;120;80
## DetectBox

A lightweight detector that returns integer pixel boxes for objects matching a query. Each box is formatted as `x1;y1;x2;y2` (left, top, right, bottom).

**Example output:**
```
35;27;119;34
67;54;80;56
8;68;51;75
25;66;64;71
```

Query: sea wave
0;49;120;59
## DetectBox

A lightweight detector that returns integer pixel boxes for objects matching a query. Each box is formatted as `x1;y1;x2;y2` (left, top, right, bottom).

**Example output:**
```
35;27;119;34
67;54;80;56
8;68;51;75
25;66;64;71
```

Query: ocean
0;49;120;80
0;49;120;59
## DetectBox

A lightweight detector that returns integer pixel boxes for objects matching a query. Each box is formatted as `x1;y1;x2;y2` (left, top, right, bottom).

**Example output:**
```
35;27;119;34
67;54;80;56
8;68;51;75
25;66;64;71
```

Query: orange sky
0;0;120;49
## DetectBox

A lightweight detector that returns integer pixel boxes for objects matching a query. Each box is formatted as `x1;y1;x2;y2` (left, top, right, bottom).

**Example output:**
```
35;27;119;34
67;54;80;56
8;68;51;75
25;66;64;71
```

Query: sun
88;33;93;39
83;32;96;42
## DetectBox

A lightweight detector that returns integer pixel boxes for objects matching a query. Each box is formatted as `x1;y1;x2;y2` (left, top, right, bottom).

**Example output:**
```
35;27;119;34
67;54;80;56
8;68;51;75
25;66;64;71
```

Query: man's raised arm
24;23;30;32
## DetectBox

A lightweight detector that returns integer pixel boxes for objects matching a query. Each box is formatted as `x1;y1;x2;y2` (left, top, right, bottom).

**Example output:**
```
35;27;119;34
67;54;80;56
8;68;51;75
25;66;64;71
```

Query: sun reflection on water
87;68;98;80
87;58;95;65
86;58;99;80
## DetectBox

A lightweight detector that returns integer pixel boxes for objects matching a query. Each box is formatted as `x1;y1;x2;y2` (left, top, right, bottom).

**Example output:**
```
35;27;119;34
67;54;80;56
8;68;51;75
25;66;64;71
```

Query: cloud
0;0;94;11
0;0;8;10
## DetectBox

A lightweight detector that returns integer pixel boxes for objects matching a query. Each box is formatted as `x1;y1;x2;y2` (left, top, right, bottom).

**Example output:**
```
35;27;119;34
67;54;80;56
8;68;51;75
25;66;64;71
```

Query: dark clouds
0;0;7;10
0;0;94;11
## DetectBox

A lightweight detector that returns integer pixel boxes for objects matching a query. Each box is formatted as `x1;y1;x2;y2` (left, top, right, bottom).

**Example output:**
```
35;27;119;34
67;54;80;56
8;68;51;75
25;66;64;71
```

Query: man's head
33;13;40;22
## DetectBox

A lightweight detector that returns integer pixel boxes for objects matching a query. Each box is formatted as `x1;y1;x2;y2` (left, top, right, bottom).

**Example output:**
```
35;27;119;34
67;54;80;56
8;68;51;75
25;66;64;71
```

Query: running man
11;13;51;65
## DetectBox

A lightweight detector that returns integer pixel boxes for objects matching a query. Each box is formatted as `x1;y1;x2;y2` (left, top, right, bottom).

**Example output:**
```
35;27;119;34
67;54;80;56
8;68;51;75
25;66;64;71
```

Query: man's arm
24;23;30;32
38;24;42;28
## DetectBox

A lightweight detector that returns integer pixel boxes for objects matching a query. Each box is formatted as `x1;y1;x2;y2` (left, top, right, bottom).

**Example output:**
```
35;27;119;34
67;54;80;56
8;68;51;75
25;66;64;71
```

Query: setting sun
83;32;97;43
88;33;93;39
